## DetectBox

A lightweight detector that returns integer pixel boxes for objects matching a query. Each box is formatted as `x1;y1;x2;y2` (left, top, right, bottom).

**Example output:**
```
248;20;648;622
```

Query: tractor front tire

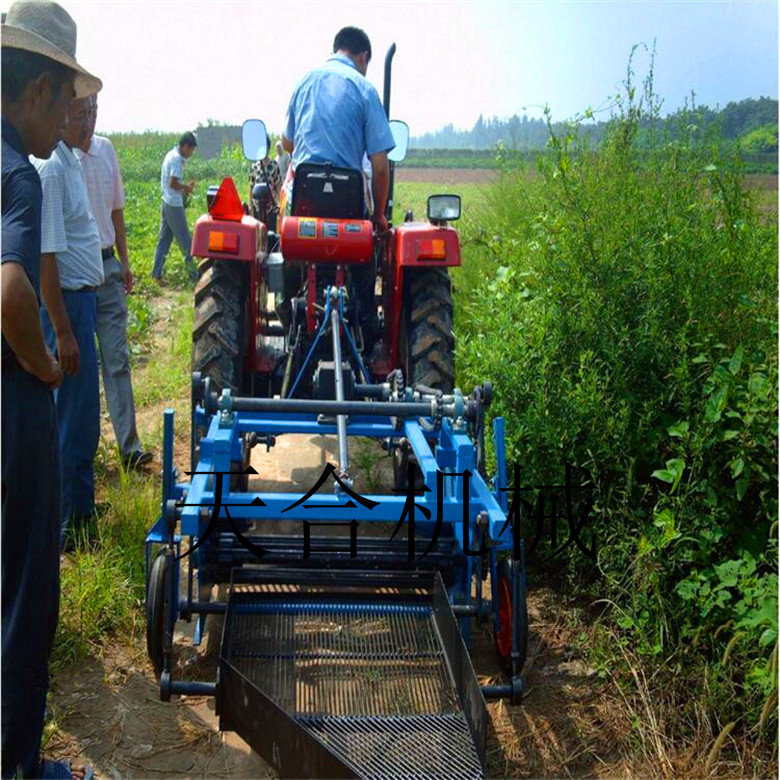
401;267;454;391
193;260;248;394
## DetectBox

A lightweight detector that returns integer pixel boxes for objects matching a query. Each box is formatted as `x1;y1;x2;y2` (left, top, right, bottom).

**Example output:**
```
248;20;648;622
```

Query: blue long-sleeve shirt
284;53;396;172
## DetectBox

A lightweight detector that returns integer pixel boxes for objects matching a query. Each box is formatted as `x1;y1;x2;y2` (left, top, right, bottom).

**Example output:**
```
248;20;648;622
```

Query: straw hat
2;1;101;98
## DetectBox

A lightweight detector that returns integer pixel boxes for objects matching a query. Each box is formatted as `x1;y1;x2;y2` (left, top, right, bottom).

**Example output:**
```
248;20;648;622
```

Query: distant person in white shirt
275;139;291;182
33;96;104;546
76;94;151;471
152;131;197;283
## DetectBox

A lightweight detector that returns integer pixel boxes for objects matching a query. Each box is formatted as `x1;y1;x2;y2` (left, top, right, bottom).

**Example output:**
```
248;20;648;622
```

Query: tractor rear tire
394;267;455;490
193;260;248;394
401;267;455;391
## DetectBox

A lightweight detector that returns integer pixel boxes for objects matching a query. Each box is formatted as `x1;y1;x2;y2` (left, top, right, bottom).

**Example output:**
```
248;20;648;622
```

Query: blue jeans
41;289;100;544
1;358;60;778
152;203;195;279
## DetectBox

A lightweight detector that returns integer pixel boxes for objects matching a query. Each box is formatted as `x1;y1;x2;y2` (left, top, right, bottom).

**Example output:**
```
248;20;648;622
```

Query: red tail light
209;177;244;222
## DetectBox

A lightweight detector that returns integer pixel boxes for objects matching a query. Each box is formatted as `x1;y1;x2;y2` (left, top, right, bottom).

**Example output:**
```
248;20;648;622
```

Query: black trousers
1;359;60;778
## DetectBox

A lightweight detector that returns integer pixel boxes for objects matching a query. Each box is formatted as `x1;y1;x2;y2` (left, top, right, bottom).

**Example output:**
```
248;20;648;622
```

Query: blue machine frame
147;410;516;637
144;287;525;705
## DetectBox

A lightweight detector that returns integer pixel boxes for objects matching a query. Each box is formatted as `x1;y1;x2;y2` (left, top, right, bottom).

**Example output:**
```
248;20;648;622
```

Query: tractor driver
281;26;396;230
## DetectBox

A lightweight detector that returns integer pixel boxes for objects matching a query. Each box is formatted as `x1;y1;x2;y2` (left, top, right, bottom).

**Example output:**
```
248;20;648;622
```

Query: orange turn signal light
208;231;239;253
418;238;446;259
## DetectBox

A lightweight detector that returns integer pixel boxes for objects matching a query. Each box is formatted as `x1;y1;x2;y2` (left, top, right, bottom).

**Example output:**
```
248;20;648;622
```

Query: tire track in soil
51;286;631;778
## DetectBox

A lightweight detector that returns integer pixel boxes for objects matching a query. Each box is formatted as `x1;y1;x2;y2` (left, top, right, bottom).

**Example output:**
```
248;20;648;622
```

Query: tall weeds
457;52;778;771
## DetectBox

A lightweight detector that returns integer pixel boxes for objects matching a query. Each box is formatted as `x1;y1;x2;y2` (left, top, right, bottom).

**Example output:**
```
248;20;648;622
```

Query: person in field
152;131;198;283
76;94;151;471
33;94;104;550
281;25;395;230
250;133;282;202
2;3;100;777
275;139;290;181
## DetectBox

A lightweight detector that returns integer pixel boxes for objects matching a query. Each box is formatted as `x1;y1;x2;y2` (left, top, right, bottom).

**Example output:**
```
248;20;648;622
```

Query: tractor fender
393;222;461;268
384;223;460;373
191;213;266;264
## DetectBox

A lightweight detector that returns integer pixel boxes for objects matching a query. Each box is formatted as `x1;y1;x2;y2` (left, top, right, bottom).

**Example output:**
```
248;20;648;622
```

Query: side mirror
242;119;268;161
388;120;409;163
427;194;461;222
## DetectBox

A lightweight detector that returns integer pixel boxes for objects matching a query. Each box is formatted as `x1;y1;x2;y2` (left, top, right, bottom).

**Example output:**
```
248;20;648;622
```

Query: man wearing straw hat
1;3;100;777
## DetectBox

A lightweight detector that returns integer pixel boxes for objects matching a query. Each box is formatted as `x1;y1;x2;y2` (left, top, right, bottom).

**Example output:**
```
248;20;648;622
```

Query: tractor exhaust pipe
383;42;396;118
384;43;397;224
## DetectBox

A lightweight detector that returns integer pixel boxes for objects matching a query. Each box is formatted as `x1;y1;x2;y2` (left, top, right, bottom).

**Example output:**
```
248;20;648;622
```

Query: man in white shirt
76;94;151;470
34;95;103;545
152;131;197;282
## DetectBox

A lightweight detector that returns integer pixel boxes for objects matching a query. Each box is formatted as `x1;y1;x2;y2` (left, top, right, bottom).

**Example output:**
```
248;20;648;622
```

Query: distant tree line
411;97;778;153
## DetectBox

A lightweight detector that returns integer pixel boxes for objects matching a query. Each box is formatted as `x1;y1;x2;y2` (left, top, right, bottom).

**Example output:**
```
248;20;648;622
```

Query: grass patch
51;292;189;672
133;291;192;408
393;181;493;223
52;461;157;670
351;438;386;493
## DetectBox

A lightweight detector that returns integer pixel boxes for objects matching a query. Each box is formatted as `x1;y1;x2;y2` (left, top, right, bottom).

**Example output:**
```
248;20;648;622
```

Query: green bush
457;59;778;755
741;123;779;155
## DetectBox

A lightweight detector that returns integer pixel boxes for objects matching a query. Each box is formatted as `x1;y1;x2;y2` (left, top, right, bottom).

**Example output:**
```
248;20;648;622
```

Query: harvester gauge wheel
146;550;170;679
494;558;528;675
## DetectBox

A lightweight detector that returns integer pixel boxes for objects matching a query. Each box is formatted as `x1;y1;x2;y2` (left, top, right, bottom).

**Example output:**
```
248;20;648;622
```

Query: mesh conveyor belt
229;601;458;716
303;714;482;780
225;596;483;778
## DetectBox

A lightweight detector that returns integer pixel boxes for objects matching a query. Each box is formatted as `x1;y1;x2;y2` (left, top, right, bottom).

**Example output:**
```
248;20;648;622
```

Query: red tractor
190;46;463;461
147;53;529;748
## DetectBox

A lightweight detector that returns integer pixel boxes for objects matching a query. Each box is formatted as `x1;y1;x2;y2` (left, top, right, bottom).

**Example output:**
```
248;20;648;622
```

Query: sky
4;0;777;135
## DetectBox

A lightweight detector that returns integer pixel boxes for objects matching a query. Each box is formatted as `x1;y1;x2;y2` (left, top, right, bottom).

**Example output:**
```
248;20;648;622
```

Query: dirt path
51;288;631;778
49;586;626;778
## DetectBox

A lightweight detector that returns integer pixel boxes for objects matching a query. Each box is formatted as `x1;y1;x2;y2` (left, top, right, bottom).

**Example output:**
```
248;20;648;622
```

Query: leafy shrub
456;54;778;759
741;123;779;155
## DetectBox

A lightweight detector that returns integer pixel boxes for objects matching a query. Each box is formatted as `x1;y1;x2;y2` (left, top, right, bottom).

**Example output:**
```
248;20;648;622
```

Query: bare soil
49;577;626;779
744;174;778;191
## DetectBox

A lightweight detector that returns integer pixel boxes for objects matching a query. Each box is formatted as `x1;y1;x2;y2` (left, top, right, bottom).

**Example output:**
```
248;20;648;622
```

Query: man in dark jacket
1;2;100;776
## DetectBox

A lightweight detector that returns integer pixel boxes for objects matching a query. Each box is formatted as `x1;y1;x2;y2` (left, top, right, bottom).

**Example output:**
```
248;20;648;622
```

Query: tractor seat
291;162;365;220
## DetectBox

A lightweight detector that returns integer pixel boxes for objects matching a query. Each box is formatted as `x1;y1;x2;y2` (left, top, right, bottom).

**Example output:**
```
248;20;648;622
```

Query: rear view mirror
427;194;461;222
388;120;409;163
242;119;268;161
